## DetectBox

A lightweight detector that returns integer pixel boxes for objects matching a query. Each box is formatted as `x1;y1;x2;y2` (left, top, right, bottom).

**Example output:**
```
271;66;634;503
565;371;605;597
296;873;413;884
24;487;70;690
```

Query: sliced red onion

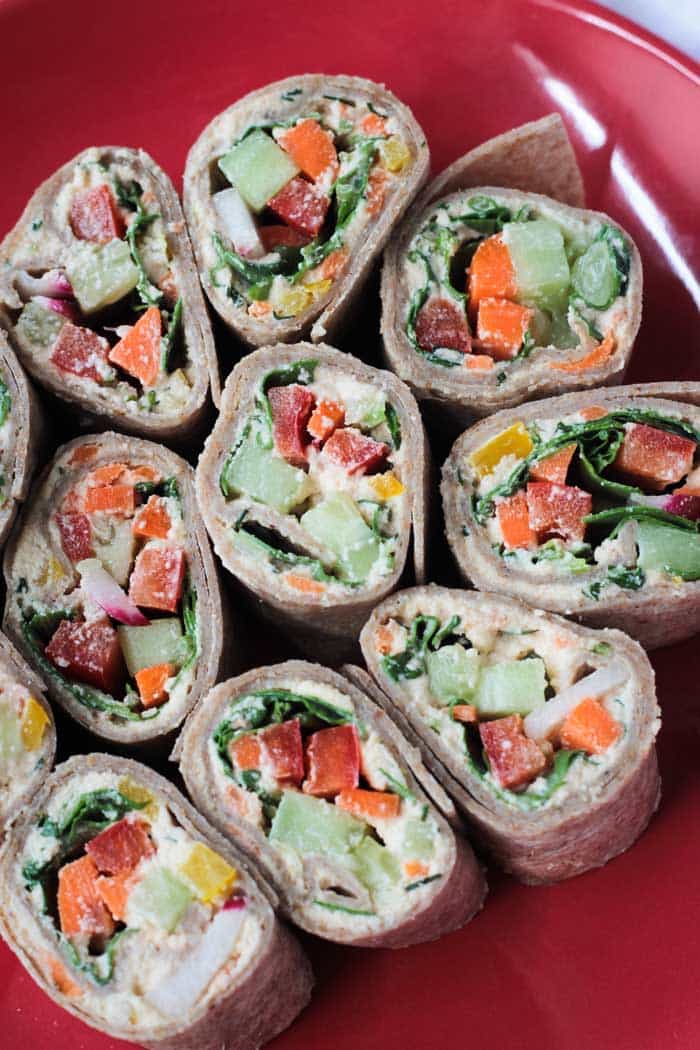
523;661;627;741
630;491;700;520
223;895;247;911
15;269;73;300
33;295;80;322
76;558;149;626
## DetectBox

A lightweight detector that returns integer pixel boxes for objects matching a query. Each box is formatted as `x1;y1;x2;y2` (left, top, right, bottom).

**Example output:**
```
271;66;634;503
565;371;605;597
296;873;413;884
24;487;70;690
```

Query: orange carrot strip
465;354;495;371
497;491;536;549
285;573;325;594
95;872;136;922
248;300;272;318
580;405;608;421
47;956;83;998
320;248;349;281
88;463;127;486
361;113;387;136
366;168;387;216
336;788;401;820
559;697;621;754
403;860;429;879
134;662;174;709
549;333;616;372
452;704;478;723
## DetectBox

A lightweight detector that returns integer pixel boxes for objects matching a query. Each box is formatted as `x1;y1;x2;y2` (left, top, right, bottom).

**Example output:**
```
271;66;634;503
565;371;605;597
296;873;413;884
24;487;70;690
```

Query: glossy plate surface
1;1;698;1048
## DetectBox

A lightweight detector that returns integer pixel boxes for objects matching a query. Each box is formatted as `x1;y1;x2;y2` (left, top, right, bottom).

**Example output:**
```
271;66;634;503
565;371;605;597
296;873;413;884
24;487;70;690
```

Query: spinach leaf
381;615;440;681
115;179;163;308
160;296;183;372
607;565;645;589
313;899;375;917
578;447;638;500
467;748;583;811
583;505;699;533
335;137;379;226
405;874;442;891
61;927;135;986
456;195;512;234
134;475;179;501
232;524;338;583
0;376;11;428
385;402;402;450
41;789;147;853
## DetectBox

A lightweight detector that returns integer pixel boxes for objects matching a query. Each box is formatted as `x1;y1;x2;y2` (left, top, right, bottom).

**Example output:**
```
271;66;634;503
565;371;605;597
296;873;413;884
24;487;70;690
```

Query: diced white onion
213;188;264;259
523;661;627;741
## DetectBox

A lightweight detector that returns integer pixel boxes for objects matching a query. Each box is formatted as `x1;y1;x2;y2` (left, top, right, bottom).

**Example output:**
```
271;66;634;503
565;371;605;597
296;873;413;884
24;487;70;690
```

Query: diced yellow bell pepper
118;777;159;818
21;697;49;750
369;472;405;500
180;843;237;904
275;286;312;317
468;422;533;478
380;136;411;173
37;557;67;587
303;278;332;300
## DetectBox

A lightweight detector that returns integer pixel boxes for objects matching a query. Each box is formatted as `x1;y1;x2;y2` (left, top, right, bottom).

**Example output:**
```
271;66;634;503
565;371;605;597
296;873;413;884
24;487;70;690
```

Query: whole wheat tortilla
0;331;43;548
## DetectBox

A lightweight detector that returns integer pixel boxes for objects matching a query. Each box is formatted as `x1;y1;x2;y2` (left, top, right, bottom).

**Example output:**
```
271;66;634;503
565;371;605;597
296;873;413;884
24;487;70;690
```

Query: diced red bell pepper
70;185;125;244
322;427;389;475
613;424;697;492
268;384;316;468
57;854;115;941
259;718;305;784
302;724;361;798
479;714;547;790
259;225;310;251
45;619;124;694
50;323;112;384
128;547;185;613
415;297;471;354
529;443;576;485
526;481;592;543
108;305;162;388
56;512;94;562
267;177;330;238
86;818;154;875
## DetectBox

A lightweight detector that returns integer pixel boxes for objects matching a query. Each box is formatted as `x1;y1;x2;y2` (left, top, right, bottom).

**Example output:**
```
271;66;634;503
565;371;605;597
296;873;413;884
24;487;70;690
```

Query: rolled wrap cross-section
0;146;219;443
360;585;661;884
0;329;43;547
184;74;429;347
196;343;429;657
0;754;312;1050
442;383;700;649
175;660;486;946
381;115;642;430
3;432;233;745
0;630;55;836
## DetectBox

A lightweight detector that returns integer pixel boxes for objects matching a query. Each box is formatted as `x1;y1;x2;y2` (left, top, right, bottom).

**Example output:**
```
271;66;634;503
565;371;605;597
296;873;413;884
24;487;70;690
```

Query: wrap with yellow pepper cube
183;74;429;347
0;754;313;1050
195;343;429;659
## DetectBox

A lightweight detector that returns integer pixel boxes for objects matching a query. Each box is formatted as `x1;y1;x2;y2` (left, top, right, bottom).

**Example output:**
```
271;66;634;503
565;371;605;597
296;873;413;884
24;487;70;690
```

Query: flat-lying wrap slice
442;384;700;649
0;630;55;836
196;343;428;657
360;585;660;884
381;115;642;429
0;330;42;546
0;146;219;443
184;74;429;346
0;754;312;1050
3;432;232;745
174;660;486;946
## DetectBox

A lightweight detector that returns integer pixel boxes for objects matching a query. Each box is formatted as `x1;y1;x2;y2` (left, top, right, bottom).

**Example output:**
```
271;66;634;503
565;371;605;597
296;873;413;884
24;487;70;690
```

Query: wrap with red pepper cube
0;147;219;444
0;329;43;547
0;753;312;1050
360;585;660;884
195;343;429;659
183;74;429;348
3;432;234;745
173;660;486;946
441;383;700;649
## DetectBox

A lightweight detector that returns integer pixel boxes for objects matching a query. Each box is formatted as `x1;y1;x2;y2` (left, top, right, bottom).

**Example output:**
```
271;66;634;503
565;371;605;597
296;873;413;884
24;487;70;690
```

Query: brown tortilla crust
0;331;43;548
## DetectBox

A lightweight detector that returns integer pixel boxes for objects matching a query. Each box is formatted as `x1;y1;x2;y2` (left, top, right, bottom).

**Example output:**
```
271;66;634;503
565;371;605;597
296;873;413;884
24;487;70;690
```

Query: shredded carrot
230;734;261;771
320;248;349;281
108;306;162;387
285;573;325;594
376;624;395;655
361;113;387;137
126;465;160;484
452;704;478;723
336;788;401;820
559;696;621;754
366;167;387;216
134;662;174;708
549;333;616;372
404;861;429;879
497;491;536;549
69;444;98;465
278;119;338;181
580;405;608;421
57;855;114;940
47;955;83;998
465;354;495;370
248;300;272;318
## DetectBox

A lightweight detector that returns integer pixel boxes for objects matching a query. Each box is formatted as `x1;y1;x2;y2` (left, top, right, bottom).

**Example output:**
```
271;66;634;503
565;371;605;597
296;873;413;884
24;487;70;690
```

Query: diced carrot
132;496;171;539
376;623;395;655
477;298;534;360
57;855;115;941
285;573;325;594
465;354;494;370
452;704;478;723
549;333;615;372
336;788;401;821
108;306;162;387
89;463;127;486
47;955;83;998
529;443;576;485
366;167;387;216
248;300;272;318
559;697;621;754
403;860;429;879
126;465;160;484
497;491;536;549
70;444;99;465
360;112;387;136
95;871;136;923
229;734;262;771
320;248;349;281
134;662;174;708
468;235;517;314
307;399;345;441
580;405;608;421
278;119;339;181
84;484;135;515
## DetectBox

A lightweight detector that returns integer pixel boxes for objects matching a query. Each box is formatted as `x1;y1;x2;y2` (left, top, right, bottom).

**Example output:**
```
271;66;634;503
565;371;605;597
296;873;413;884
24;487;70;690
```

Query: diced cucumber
230;529;268;562
636;521;700;581
345;391;386;429
222;433;313;513
218;130;300;213
502;220;570;309
300;493;380;582
15;300;67;351
92;518;136;587
118;619;185;675
352;837;401;896
571;238;619;309
128;866;193;932
426;645;480;704
0;705;22;761
269;791;367;858
401;818;435;862
473;658;547;717
66;240;139;313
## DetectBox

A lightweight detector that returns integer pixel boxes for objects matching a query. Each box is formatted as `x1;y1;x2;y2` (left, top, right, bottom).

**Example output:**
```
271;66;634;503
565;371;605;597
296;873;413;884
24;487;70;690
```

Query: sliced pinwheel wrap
0;330;43;547
195;343;429;658
0;754;312;1050
360;585;660;884
184;74;429;347
442;383;700;649
0;146;219;444
3;433;233;745
381;115;642;430
174;660;486;946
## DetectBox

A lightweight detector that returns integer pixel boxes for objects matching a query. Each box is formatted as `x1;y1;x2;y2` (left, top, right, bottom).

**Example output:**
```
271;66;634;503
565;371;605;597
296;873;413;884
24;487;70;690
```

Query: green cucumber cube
401;818;435;862
223;433;313;513
0;705;22;761
218;130;300;213
118;618;185;675
473;658;547;717
66;240;139;314
352;837;401;895
15;300;67;351
502;220;570;309
301;493;380;582
92;518;136;587
571;238;619;310
426;645;480;703
269;791;367;858
345;391;386;429
230;529;268;562
128;866;193;932
637;521;700;581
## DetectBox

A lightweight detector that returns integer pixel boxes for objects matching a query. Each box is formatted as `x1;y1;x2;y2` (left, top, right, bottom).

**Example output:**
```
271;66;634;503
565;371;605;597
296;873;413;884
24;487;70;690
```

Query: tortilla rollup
195;343;429;658
3;432;233;745
184;74;429;347
442;384;700;649
0;330;43;547
175;660;486;946
0;146;219;444
360;585;660;884
0;630;55;836
0;753;312;1050
381;115;642;430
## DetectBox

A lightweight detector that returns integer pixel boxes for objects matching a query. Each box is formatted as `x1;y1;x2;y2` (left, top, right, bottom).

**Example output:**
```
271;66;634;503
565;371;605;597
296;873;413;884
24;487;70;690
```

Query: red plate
1;1;698;1048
